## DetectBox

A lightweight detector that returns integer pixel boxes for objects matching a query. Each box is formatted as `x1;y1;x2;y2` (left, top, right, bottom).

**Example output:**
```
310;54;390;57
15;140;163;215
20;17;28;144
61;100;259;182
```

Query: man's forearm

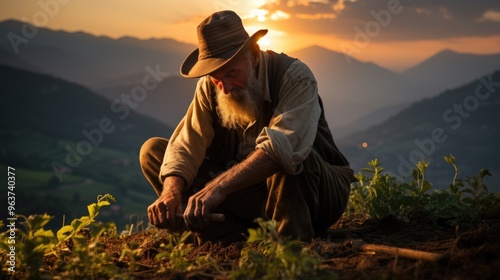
161;176;186;196
208;149;281;195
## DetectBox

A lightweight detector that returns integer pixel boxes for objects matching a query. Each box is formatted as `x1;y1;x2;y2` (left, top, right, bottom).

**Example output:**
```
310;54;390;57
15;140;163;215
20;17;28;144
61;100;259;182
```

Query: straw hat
180;10;268;78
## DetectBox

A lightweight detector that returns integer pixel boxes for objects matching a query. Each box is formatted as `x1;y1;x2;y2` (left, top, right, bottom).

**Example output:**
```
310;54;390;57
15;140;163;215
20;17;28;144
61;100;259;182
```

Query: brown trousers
140;137;353;242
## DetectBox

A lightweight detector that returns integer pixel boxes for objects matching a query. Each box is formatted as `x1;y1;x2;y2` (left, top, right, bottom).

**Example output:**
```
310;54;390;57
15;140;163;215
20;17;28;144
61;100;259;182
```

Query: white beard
216;64;262;129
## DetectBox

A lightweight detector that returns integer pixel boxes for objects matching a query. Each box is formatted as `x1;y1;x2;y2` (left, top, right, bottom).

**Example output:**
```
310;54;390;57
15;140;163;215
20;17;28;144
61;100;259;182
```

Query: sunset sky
1;0;499;71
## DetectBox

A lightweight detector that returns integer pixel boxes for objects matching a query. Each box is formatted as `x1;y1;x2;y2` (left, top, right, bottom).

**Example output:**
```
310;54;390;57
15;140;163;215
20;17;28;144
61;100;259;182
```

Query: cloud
480;10;500;22
254;0;500;41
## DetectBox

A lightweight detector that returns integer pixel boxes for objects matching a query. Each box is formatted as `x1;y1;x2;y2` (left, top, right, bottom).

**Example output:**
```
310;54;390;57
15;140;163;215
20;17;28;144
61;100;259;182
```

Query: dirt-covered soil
319;215;500;279
43;214;500;279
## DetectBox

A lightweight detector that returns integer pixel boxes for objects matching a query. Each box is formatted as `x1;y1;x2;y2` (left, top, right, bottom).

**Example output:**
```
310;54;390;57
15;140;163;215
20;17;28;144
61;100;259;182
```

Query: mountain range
2;19;499;138
401;49;500;97
0;19;192;87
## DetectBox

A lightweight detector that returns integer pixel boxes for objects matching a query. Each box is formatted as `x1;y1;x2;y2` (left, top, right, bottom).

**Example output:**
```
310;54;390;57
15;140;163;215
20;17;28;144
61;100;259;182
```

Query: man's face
209;51;262;129
209;51;254;95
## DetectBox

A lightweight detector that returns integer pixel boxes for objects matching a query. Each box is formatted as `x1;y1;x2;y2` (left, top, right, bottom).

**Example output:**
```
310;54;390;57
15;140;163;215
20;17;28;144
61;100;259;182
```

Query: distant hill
332;101;412;138
338;69;500;191
0;46;41;71
289;45;425;130
0;64;172;228
0;64;171;152
401;49;500;97
0;19;196;88
98;75;197;129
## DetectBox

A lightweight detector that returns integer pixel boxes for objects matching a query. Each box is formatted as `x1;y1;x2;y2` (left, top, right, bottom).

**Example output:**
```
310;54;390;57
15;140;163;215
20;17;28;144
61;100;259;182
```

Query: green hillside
0;64;173;229
338;70;500;191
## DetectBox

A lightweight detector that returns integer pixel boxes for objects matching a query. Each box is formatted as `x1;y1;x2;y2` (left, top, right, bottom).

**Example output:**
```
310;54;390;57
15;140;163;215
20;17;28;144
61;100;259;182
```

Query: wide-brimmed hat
180;10;268;78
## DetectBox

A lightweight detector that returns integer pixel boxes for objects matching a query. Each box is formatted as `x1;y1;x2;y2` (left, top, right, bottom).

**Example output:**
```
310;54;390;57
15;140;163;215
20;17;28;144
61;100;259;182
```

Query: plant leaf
57;225;74;242
88;203;99;218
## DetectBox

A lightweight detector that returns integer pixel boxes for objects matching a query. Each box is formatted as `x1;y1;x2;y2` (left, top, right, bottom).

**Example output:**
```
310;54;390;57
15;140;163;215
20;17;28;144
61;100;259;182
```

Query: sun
258;36;272;49
245;25;285;50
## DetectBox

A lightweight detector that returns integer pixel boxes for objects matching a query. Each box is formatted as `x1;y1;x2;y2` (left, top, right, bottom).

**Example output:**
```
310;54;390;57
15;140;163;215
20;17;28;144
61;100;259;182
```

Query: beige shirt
160;51;322;187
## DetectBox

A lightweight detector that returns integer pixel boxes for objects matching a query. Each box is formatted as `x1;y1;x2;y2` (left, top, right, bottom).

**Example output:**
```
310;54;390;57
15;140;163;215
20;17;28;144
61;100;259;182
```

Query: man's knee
139;137;168;166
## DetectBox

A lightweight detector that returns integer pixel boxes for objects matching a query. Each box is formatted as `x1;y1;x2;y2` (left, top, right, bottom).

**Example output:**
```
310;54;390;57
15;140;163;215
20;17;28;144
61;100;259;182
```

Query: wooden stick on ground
175;213;225;222
350;239;448;264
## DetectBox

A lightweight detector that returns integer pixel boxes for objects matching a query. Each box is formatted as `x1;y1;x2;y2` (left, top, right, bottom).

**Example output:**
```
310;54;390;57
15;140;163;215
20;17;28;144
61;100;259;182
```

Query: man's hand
183;150;280;230
147;176;185;230
183;184;226;230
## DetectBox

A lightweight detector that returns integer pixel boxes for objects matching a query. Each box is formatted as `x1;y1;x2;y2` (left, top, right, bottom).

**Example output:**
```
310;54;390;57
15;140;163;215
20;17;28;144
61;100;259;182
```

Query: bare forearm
208;149;281;195
161;176;186;196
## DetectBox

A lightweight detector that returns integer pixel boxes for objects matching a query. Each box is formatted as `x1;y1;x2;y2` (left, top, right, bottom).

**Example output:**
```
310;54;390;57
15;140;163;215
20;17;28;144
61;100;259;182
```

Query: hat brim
180;29;268;78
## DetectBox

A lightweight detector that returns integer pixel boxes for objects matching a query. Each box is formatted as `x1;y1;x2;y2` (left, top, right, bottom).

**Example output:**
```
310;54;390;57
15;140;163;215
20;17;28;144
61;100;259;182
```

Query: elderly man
140;10;355;242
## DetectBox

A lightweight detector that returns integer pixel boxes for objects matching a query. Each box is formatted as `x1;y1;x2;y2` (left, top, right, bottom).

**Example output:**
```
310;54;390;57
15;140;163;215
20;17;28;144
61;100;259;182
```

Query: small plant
119;240;144;273
56;239;119;279
155;230;196;272
349;159;418;220
1;213;57;279
230;218;337;280
348;156;500;228
409;160;433;209
147;229;222;275
121;214;147;237
0;193;119;279
51;194;119;278
56;194;116;245
424;155;500;227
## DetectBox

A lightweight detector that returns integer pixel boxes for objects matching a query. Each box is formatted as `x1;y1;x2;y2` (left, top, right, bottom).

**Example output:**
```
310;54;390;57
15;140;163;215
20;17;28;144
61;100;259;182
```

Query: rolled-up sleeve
159;78;215;187
255;60;321;174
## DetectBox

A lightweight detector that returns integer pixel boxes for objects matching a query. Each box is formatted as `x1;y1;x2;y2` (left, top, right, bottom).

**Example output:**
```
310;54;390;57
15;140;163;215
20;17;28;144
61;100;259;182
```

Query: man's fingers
147;202;174;229
184;198;196;229
148;205;160;227
194;203;205;229
184;199;205;229
157;203;166;225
